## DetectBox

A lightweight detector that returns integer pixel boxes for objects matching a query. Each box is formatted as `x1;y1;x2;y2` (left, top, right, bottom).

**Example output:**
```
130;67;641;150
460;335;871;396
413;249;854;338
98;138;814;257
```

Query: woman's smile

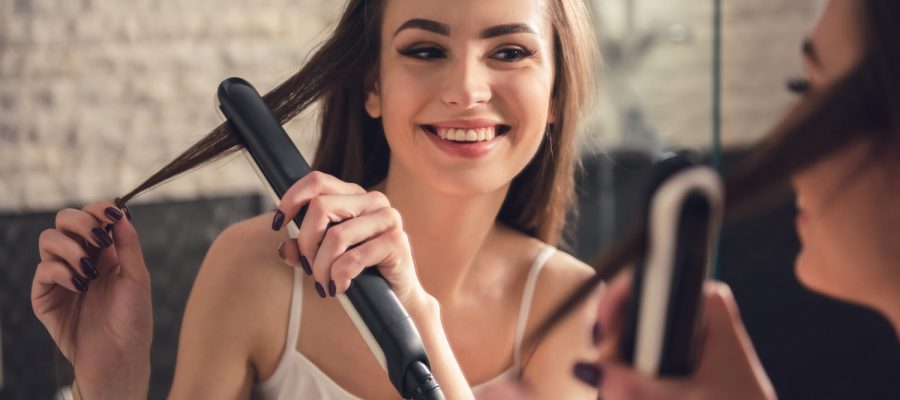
419;119;512;158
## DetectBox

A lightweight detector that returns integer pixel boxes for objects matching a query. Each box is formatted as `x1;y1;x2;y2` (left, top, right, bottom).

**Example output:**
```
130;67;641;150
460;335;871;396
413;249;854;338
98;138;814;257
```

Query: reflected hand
573;270;776;400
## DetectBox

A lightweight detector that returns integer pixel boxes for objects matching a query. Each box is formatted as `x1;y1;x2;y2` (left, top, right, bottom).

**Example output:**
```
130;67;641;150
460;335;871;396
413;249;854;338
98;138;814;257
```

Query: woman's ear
365;82;382;119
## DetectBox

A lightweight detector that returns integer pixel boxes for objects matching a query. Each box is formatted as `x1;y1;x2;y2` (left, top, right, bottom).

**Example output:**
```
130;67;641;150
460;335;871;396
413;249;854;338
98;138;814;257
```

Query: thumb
109;212;150;285
597;361;689;400
595;268;634;340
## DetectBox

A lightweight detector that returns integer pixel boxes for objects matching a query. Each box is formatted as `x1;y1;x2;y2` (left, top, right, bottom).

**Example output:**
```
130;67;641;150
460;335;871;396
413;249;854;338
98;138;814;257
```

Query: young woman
31;0;604;398
563;0;900;398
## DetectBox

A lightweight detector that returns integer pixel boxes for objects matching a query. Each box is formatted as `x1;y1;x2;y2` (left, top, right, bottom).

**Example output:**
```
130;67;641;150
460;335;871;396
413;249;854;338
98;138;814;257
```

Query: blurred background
1;0;898;399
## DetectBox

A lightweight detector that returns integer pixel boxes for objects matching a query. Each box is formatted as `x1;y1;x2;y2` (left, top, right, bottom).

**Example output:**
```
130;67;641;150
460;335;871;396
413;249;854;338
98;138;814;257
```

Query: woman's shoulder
495;224;595;290
210;212;287;263
521;245;600;397
196;211;294;317
181;213;293;352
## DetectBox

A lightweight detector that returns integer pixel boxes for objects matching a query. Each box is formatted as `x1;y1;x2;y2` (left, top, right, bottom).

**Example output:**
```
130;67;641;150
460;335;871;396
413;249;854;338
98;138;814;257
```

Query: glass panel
572;0;716;260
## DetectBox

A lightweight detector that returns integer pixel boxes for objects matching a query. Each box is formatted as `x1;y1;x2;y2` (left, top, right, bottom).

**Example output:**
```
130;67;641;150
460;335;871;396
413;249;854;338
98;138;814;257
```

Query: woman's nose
441;57;491;109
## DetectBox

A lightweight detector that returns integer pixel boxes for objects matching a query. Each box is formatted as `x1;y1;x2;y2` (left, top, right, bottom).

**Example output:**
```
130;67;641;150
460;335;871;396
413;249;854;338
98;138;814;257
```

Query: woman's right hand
32;200;153;399
573;270;777;400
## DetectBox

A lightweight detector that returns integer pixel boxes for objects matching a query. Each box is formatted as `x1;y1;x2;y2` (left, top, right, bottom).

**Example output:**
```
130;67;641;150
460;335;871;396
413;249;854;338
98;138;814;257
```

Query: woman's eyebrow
481;23;538;39
394;19;450;37
393;18;539;39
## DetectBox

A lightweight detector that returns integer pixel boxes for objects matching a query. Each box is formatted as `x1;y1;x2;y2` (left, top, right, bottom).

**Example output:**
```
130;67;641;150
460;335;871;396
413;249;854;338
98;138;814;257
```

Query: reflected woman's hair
527;0;900;359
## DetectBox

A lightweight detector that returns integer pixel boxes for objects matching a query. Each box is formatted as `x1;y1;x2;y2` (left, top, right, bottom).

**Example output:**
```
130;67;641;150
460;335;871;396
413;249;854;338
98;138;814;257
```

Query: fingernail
328;280;336;297
104;224;113;233
80;257;99;279
91;227;113;247
72;275;88;293
314;281;326;299
278;242;285;260
572;362;602;387
592;322;602;345
272;209;285;231
104;207;123;221
300;256;312;276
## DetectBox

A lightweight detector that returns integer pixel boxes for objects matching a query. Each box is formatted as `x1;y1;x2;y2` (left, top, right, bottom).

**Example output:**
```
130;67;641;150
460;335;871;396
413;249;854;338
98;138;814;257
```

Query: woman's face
792;0;900;308
366;0;556;196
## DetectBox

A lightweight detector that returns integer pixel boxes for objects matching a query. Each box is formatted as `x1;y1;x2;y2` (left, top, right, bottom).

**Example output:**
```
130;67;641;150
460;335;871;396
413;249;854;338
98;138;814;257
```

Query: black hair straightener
619;153;724;376
217;77;443;400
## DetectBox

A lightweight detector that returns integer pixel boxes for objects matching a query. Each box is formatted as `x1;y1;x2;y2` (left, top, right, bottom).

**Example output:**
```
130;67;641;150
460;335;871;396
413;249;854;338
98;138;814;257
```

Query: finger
82;200;126;226
38;229;99;281
279;238;302;270
311;207;402;296
297;191;390;268
697;282;766;377
595;268;634;356
272;171;366;231
328;226;406;295
32;260;89;299
54;208;112;249
107;207;149;284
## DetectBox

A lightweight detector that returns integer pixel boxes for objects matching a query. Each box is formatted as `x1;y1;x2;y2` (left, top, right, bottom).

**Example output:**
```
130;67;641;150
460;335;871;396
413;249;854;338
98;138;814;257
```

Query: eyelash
786;77;811;95
397;44;537;62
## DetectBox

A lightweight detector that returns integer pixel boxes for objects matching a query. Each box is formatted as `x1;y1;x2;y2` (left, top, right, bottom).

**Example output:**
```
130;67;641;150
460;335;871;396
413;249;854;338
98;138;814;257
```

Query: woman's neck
378;163;510;304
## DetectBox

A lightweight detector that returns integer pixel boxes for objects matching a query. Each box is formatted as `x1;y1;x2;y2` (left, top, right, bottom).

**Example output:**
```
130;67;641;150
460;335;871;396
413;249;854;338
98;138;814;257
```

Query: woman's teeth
436;127;496;142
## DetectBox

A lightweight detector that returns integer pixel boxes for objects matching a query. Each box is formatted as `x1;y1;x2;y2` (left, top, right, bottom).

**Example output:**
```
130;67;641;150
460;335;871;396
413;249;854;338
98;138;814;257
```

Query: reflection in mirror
572;0;713;259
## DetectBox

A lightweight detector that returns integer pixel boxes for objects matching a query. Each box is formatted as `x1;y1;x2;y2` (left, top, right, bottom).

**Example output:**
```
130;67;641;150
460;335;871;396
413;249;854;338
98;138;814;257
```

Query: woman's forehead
381;0;553;38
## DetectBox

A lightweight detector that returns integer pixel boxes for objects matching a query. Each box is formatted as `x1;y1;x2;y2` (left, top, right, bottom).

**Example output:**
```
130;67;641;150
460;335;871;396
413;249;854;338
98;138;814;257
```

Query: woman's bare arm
168;217;291;399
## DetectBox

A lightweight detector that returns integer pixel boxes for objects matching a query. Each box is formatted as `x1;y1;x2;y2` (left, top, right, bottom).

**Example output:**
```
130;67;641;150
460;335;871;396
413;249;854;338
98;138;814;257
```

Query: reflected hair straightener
620;153;724;376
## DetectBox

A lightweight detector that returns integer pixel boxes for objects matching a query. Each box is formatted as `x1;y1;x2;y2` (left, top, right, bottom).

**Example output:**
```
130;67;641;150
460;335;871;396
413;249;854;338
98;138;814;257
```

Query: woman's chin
794;248;836;298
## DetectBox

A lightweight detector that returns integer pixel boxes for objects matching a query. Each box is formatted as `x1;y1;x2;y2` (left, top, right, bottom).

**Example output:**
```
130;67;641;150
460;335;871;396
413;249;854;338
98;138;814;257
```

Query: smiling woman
30;0;601;399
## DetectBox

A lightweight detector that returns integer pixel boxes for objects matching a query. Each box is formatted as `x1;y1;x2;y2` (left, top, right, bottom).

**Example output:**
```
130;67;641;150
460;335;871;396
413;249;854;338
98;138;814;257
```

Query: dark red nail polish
314;281;326;299
272;210;285;231
91;227;113;247
278;242;285;260
80;257;99;279
328;280;336;297
104;207;123;221
300;256;312;276
104;224;113;233
572;362;601;387
592;322;602;345
72;275;88;293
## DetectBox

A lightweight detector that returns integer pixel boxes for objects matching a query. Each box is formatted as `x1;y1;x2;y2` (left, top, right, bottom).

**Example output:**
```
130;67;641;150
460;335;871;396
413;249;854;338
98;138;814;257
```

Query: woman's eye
491;47;536;62
399;46;446;60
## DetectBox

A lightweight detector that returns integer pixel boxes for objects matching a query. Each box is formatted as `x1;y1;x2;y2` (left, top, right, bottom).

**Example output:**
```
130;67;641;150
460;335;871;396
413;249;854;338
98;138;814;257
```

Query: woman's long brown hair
526;0;900;358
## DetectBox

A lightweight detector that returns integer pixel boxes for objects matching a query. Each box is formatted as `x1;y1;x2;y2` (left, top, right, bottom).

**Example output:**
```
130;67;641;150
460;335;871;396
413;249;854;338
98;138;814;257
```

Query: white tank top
254;246;557;399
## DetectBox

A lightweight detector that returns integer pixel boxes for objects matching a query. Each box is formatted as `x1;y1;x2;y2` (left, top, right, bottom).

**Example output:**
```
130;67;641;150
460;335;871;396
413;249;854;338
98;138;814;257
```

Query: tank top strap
511;245;556;372
286;267;303;349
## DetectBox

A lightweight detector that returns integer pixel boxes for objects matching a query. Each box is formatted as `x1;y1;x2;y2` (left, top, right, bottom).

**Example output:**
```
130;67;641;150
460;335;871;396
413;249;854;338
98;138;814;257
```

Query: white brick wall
0;0;344;211
0;0;822;211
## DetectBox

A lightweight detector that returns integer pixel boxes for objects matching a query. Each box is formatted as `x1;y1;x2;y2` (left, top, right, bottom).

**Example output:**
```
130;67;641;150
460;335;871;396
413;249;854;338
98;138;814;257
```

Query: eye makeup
787;77;812;94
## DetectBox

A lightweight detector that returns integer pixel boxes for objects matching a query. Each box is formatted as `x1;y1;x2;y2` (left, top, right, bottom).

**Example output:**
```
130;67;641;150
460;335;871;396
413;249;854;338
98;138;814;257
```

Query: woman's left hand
273;171;427;309
572;270;777;400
